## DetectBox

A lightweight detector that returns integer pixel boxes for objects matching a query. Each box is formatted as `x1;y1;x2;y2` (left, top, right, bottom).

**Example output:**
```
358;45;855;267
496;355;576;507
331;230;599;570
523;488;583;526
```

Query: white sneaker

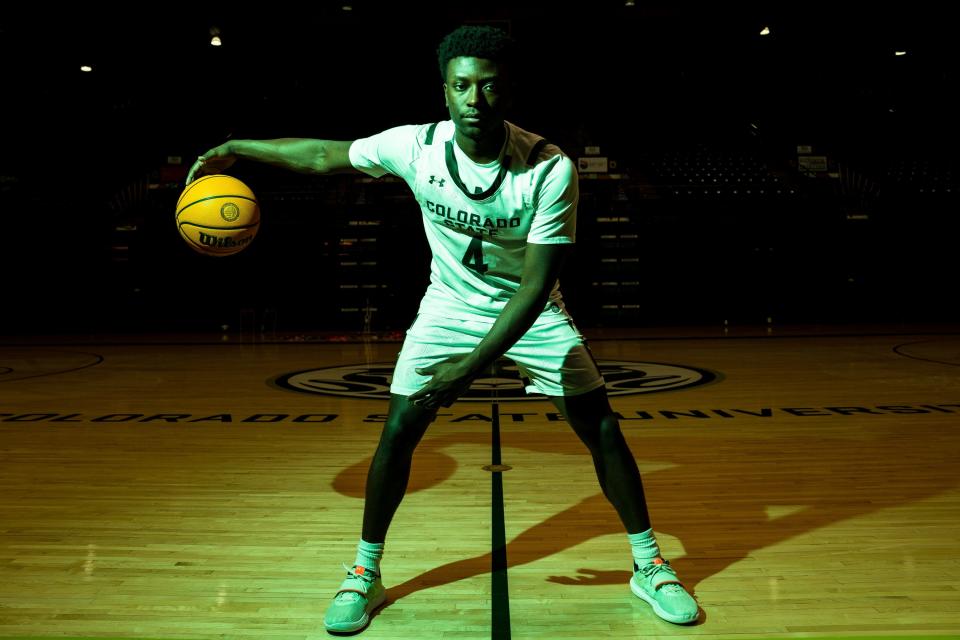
323;564;387;633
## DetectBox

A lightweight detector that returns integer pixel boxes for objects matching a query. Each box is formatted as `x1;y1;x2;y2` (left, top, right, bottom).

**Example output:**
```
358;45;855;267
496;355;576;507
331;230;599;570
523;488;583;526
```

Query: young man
187;25;698;634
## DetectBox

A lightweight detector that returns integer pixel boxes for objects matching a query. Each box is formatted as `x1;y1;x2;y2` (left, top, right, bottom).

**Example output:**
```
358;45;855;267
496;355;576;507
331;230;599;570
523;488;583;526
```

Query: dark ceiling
1;2;955;185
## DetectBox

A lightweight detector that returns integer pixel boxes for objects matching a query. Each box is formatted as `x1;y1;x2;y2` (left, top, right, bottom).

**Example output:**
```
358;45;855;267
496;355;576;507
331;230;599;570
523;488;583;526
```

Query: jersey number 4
461;235;488;274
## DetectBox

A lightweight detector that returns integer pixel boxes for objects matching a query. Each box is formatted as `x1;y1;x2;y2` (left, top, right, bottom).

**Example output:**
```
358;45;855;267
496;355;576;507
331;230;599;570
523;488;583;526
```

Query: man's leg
361;393;438;542
358;311;479;548
549;386;651;533
550;386;699;624
324;393;436;633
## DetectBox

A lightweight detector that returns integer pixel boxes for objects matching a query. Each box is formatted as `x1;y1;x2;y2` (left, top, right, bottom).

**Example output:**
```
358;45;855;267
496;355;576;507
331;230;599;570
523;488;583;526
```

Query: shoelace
640;561;686;595
333;563;378;604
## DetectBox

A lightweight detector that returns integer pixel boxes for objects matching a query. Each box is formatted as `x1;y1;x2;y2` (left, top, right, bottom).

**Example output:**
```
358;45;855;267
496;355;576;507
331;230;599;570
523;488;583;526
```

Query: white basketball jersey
349;120;577;322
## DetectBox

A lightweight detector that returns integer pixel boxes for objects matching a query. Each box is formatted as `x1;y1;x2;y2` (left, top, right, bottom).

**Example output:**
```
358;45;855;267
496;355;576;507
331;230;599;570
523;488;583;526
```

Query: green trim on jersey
424;122;440;145
525;139;550;166
445;140;513;201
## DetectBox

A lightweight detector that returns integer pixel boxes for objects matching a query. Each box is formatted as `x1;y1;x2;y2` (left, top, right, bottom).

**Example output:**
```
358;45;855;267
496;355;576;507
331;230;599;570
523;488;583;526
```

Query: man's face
443;56;512;141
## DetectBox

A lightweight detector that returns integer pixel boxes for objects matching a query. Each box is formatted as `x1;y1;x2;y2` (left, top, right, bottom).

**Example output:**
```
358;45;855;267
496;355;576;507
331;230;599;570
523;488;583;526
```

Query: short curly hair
437;25;517;80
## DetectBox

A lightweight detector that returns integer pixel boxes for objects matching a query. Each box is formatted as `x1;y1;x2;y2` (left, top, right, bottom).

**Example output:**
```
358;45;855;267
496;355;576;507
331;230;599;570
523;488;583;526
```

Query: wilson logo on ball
198;232;254;249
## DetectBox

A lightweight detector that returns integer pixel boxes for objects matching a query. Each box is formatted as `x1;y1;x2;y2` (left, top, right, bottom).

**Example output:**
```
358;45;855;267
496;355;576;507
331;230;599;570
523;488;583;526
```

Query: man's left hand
409;361;476;408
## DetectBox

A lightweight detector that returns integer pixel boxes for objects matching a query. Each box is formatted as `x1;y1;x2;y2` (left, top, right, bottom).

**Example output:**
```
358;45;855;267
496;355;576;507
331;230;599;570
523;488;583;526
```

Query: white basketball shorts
389;305;606;398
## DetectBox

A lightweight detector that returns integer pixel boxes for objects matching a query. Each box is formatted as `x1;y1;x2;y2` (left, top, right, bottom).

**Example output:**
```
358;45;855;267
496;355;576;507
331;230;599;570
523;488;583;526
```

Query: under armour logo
429;175;445;187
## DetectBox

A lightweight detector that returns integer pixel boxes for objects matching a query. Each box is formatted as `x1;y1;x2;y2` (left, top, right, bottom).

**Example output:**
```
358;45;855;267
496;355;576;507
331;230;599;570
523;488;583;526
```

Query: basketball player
186;25;698;634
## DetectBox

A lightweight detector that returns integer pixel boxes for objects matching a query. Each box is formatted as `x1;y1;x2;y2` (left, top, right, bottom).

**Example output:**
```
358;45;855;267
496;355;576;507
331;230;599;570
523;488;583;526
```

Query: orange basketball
175;175;260;256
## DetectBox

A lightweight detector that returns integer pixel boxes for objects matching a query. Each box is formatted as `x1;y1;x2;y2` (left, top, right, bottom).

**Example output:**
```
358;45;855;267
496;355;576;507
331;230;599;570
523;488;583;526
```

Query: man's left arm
409;242;571;408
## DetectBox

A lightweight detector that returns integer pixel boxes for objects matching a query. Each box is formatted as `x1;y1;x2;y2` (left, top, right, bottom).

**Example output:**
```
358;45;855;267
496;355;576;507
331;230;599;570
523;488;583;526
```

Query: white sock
354;538;384;575
627;528;661;570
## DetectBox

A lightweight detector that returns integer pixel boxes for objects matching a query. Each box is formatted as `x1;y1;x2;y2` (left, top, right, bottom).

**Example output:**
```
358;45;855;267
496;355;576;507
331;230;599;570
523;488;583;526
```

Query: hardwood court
2;325;959;639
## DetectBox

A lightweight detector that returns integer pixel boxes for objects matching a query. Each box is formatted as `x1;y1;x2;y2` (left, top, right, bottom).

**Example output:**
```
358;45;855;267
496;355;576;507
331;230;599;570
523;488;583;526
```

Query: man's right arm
185;138;357;184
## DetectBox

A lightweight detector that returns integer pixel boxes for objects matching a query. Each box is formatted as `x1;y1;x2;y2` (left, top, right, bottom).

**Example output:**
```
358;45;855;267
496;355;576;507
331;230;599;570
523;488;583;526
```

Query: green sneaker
630;557;699;624
323;564;387;633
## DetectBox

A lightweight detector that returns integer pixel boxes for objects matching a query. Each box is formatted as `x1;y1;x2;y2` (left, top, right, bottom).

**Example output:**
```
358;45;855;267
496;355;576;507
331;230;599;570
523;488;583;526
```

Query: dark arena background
2;2;956;334
2;4;959;640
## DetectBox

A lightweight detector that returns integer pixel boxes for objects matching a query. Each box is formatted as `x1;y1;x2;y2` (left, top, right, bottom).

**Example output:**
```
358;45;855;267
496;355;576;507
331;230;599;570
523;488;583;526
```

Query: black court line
490;402;511;639
0;350;104;383
892;339;960;368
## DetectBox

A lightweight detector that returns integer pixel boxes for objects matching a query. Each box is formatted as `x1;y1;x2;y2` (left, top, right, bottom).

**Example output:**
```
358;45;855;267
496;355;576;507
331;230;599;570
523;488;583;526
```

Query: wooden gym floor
1;323;959;640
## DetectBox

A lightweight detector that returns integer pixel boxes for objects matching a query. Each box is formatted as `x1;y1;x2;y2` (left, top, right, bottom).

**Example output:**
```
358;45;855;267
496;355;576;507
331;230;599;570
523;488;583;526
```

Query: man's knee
379;394;435;453
596;412;625;445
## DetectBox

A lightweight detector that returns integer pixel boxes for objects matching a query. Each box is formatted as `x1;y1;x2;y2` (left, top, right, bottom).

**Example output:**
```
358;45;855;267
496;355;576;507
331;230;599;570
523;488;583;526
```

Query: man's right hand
185;142;237;185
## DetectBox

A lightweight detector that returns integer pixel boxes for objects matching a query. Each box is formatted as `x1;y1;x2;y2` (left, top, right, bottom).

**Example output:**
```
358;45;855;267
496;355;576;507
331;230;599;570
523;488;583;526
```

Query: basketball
175;175;260;256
